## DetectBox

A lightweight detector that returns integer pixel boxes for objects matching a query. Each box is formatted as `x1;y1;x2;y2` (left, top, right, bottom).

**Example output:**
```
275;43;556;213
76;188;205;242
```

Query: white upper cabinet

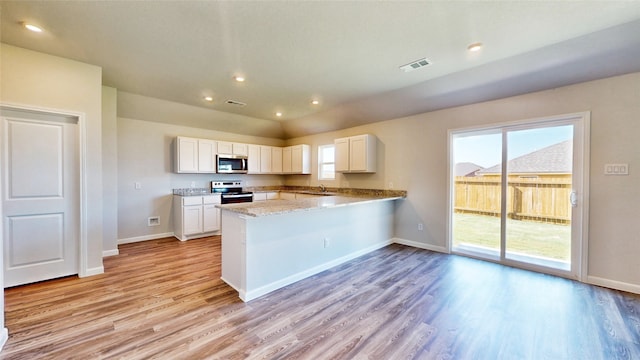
233;143;248;156
175;136;216;173
282;147;292;173
175;136;310;175
334;137;350;173
247;144;261;174
334;134;376;173
260;146;272;173
282;145;310;174
290;144;310;174
197;139;217;173
272;147;283;174
217;141;248;155
216;141;233;154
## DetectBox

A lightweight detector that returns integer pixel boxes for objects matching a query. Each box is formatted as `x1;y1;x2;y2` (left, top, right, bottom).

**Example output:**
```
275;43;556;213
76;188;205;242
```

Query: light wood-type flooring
2;236;640;359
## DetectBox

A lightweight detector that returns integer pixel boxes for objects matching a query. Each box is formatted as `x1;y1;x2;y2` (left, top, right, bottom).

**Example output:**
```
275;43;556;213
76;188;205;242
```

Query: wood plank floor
2;236;639;359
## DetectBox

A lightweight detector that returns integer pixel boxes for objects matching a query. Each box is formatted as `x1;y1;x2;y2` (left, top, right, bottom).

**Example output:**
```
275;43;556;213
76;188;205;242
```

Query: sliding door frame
447;112;590;281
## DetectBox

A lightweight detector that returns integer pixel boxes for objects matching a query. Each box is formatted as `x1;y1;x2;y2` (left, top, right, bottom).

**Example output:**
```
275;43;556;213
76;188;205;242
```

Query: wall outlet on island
323;237;330;248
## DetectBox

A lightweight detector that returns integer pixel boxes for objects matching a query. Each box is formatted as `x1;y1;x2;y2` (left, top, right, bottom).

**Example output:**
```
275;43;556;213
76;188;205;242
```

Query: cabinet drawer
182;196;203;206
203;195;221;204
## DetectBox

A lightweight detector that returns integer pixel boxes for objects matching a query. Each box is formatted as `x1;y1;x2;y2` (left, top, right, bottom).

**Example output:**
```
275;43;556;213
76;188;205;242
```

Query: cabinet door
291;146;302;173
272;147;283;174
217;141;233;154
282;147;292;173
247;144;261;174
349;135;367;172
198;140;217;173
260;146;272;173
176;137;199;173
253;193;267;201
183;205;203;235
203;204;220;232
334;137;350;172
233;143;248;156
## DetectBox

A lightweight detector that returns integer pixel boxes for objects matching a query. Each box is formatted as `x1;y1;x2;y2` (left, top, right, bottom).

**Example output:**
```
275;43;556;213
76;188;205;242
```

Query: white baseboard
118;232;175;245
0;327;8;351
102;248;119;257
82;266;104;277
241;239;392;302
393;238;449;254
587;275;640;295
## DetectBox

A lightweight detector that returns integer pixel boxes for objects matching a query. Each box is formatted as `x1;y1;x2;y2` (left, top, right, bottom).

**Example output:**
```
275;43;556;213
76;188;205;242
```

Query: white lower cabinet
253;192;280;201
174;194;221;241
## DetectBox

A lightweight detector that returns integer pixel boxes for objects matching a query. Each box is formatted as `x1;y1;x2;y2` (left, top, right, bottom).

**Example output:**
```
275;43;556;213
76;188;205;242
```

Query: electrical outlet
418;223;424;231
323;237;330;248
389;181;394;189
134;182;141;190
190;181;196;188
604;163;629;175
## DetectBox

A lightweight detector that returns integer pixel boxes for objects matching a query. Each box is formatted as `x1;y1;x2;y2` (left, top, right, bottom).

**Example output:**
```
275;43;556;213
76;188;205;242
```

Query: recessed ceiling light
234;76;245;82
311;100;320;105
203;96;213;102
23;23;43;33
467;42;483;52
275;112;283;117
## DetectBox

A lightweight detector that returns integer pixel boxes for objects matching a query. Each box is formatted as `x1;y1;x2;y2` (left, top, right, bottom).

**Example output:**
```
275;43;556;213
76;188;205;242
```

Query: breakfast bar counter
217;190;405;301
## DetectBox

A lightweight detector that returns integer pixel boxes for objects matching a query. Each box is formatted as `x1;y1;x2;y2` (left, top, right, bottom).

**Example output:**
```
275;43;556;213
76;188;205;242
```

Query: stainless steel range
211;180;253;204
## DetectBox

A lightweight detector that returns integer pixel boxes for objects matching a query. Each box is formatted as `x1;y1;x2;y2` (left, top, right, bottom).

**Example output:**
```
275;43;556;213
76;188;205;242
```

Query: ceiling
2;1;640;139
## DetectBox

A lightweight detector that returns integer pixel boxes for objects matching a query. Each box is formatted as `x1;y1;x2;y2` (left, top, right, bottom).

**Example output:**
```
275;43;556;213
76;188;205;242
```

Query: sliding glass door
450;113;588;278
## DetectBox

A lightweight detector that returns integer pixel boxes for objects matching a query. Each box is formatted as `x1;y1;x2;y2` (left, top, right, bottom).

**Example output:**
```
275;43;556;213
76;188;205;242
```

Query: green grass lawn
453;213;571;261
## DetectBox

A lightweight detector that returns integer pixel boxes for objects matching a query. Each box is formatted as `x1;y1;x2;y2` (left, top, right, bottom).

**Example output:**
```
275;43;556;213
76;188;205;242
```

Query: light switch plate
604;163;629;175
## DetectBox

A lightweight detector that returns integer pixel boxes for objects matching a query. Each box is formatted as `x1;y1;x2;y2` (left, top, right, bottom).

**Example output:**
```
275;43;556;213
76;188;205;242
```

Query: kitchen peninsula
217;189;406;301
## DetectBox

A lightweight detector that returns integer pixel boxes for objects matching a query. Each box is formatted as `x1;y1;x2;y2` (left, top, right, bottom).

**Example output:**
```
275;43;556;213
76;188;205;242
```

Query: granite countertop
216;194;404;217
172;188;213;196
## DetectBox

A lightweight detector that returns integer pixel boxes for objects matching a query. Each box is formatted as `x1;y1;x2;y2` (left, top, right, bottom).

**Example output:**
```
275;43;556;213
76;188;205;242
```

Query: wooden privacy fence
454;176;572;224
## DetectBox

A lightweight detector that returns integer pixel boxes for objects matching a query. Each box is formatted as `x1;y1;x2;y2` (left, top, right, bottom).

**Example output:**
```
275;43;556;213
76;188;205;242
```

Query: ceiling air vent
225;99;247;106
399;57;432;72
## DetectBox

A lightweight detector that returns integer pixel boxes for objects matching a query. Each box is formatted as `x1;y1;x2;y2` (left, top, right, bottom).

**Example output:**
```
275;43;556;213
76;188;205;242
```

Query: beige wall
102;86;119;255
286;72;640;292
0;44;104;275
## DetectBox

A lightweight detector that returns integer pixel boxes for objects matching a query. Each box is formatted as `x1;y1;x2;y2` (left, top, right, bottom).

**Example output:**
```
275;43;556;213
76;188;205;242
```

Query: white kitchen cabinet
247;144;261;174
334;134;376;173
174;194;221;241
175;136;216;173
203;196;221;233
254;192;280;201
282;144;310;174
217;141;248;156
198;139;217;173
272;147;283;174
282;147;292;173
260;146;272;173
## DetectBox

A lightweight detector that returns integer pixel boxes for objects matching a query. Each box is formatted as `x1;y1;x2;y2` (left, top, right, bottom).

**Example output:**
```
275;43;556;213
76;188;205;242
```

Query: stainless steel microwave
216;154;248;174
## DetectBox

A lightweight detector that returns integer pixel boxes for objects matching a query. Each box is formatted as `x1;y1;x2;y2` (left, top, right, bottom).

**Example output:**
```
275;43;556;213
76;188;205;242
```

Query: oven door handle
223;194;253;198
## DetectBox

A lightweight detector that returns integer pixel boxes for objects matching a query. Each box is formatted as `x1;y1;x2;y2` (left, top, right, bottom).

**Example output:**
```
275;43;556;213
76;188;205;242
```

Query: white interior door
2;109;79;287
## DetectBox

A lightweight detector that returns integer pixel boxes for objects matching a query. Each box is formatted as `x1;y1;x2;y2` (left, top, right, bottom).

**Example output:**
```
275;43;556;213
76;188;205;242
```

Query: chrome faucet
319;184;326;192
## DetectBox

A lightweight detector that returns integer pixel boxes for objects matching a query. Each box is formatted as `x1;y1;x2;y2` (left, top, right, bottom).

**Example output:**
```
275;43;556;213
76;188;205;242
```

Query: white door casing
2;107;82;287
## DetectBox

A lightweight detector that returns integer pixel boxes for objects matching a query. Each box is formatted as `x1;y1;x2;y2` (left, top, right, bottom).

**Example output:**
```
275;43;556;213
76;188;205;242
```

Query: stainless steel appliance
211;180;253;204
216;154;248;174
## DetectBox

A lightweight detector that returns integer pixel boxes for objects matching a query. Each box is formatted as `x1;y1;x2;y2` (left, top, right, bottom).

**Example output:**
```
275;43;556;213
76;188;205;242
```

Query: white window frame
318;144;336;181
